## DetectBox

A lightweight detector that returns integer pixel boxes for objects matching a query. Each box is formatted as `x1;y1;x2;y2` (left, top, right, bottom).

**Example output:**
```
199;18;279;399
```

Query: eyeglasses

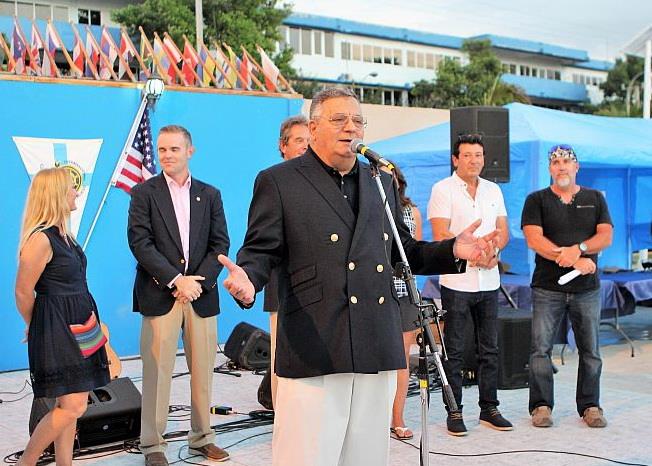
313;113;367;129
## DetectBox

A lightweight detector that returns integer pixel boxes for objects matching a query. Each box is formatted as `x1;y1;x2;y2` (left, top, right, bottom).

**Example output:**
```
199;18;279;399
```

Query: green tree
112;0;293;75
595;55;644;116
409;39;530;108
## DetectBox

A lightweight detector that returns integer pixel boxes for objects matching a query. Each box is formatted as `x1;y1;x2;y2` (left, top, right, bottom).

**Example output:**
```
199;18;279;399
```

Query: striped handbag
68;312;107;358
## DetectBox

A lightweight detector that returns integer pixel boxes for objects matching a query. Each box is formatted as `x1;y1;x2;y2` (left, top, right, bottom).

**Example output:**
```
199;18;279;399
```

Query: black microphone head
350;139;364;153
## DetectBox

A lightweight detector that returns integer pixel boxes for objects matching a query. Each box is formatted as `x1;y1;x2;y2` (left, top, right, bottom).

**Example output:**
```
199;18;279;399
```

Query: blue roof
572;59;613;71
0;15;121;51
284;13;463;50
471;34;588;61
502;74;588;102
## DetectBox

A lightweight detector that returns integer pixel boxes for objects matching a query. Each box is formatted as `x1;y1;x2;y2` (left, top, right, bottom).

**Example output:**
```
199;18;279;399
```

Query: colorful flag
72;33;85;75
42;22;61;77
118;29;136;79
13;136;103;236
29;23;43;75
10;19;27;74
153;36;174;81
99;26;117;80
84;31;99;78
182;40;198;85
112;107;156;194
198;45;216;87
240;51;253;89
225;46;240;88
258;47;279;92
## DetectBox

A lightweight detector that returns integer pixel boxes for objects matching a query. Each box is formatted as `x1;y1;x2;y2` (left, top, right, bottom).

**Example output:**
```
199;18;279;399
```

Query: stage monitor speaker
497;307;531;389
224;322;271;370
29;377;141;449
450;106;510;182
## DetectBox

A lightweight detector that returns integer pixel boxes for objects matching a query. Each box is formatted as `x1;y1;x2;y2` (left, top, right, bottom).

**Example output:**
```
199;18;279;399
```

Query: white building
0;0;135;27
281;13;612;109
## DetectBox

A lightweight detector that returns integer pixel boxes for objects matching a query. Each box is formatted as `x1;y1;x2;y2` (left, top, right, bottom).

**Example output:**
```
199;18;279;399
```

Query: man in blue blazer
128;125;230;466
219;88;497;466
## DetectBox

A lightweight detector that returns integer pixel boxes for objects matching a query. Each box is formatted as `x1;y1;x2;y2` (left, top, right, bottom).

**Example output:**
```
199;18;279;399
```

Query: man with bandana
521;144;613;429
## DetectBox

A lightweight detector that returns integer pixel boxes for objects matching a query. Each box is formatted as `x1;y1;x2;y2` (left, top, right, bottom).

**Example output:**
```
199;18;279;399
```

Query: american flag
112;107;156;194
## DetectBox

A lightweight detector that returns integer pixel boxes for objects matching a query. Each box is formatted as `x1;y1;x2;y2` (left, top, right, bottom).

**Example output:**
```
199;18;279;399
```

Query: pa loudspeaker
450;106;510;182
497;307;531;389
29;377;141;449
224;322;271;370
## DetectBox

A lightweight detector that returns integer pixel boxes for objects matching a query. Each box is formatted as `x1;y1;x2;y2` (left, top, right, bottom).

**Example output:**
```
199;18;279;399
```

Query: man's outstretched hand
218;255;255;305
453;219;499;263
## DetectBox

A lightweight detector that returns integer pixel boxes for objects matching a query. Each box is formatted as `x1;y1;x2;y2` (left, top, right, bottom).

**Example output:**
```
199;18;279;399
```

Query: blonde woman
15;168;109;465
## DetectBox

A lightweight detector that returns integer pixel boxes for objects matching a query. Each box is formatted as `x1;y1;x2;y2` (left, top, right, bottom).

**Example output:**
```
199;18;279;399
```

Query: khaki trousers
139;301;217;454
272;370;397;466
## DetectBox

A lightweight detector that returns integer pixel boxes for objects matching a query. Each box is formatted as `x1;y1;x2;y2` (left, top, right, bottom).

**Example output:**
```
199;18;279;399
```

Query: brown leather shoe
144;451;169;466
189;443;230;462
531;406;553;427
583;407;607;428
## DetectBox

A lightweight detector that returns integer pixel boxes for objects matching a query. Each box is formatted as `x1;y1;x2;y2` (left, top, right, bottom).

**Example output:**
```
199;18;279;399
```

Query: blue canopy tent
373;103;652;275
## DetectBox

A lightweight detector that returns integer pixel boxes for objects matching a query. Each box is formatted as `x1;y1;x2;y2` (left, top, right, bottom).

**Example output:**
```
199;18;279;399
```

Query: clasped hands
172;275;205;304
553;245;596;275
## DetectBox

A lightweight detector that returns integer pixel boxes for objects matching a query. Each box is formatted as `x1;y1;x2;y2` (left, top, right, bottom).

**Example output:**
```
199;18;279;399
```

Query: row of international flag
0;16;292;93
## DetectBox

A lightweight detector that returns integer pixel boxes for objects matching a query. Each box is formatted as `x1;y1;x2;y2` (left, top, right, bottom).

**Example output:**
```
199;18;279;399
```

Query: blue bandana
548;144;577;162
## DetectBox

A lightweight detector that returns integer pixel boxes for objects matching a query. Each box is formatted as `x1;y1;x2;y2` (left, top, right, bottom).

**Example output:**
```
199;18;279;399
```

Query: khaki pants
139;301;217;454
272;370;397;466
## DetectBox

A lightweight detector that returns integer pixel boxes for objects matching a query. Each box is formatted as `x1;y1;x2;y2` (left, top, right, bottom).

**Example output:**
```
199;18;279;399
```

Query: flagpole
82;94;148;251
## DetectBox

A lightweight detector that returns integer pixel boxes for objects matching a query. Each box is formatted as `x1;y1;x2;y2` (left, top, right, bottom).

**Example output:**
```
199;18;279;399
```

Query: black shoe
446;411;468;436
479;407;513;431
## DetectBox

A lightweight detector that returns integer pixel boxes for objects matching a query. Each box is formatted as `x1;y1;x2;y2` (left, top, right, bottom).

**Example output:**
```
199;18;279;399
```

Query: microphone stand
368;163;457;466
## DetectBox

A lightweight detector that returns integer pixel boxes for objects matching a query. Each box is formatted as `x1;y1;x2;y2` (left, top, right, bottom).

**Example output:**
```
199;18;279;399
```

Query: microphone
350;139;395;170
558;269;581;285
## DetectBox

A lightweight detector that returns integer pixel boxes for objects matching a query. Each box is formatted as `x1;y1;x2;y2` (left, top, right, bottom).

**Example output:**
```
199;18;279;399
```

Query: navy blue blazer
127;174;229;317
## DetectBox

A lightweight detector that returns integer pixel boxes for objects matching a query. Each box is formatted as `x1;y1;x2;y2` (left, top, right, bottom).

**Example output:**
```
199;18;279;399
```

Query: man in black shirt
521;144;613;429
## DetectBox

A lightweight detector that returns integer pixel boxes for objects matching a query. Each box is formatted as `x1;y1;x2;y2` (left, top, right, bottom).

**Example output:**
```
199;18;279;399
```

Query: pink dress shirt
163;171;191;285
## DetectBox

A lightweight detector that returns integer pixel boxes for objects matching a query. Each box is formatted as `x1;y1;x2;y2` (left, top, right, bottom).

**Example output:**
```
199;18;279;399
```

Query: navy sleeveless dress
27;227;110;398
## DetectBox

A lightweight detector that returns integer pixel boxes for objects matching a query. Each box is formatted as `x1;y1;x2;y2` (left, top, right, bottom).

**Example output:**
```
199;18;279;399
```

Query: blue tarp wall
0;77;302;372
373;103;652;276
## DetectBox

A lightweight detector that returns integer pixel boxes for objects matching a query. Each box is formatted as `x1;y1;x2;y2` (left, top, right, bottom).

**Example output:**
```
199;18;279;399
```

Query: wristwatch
578;242;588;253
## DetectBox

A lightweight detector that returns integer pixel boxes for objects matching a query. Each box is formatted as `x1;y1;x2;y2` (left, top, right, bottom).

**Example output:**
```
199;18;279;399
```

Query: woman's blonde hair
18;167;74;252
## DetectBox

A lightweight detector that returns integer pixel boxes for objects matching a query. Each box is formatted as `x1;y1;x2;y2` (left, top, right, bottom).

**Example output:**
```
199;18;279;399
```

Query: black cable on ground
393;437;650;466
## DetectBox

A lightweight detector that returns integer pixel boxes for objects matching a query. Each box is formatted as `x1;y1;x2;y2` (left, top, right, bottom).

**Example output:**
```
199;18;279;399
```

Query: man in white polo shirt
428;133;512;436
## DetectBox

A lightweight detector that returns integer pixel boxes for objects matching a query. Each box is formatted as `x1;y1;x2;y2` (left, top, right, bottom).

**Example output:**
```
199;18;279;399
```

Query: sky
289;0;652;61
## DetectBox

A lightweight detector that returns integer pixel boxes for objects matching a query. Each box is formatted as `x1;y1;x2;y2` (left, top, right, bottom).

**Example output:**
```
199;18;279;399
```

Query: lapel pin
196;196;201;201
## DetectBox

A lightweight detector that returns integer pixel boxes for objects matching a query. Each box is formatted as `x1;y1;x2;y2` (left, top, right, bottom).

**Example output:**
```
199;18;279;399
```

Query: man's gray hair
309;87;359;119
279;115;309;145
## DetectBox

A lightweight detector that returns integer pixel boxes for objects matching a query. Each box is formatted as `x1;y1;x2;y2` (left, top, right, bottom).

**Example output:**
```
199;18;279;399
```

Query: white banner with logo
13;137;103;237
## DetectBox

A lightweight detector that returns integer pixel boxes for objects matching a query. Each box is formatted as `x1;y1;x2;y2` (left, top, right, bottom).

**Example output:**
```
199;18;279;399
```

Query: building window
554;70;561;80
383;48;392;64
289;27;300;51
341;42;351;60
313;30;322;55
0;0;14;15
393;49;401;66
78;8;101;25
301;29;311;54
373;46;382;64
407;50;415;67
352;43;361;61
426;53;435;69
416;52;424;68
363;44;373;62
520;65;531;76
324;32;334;57
35;3;49;20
